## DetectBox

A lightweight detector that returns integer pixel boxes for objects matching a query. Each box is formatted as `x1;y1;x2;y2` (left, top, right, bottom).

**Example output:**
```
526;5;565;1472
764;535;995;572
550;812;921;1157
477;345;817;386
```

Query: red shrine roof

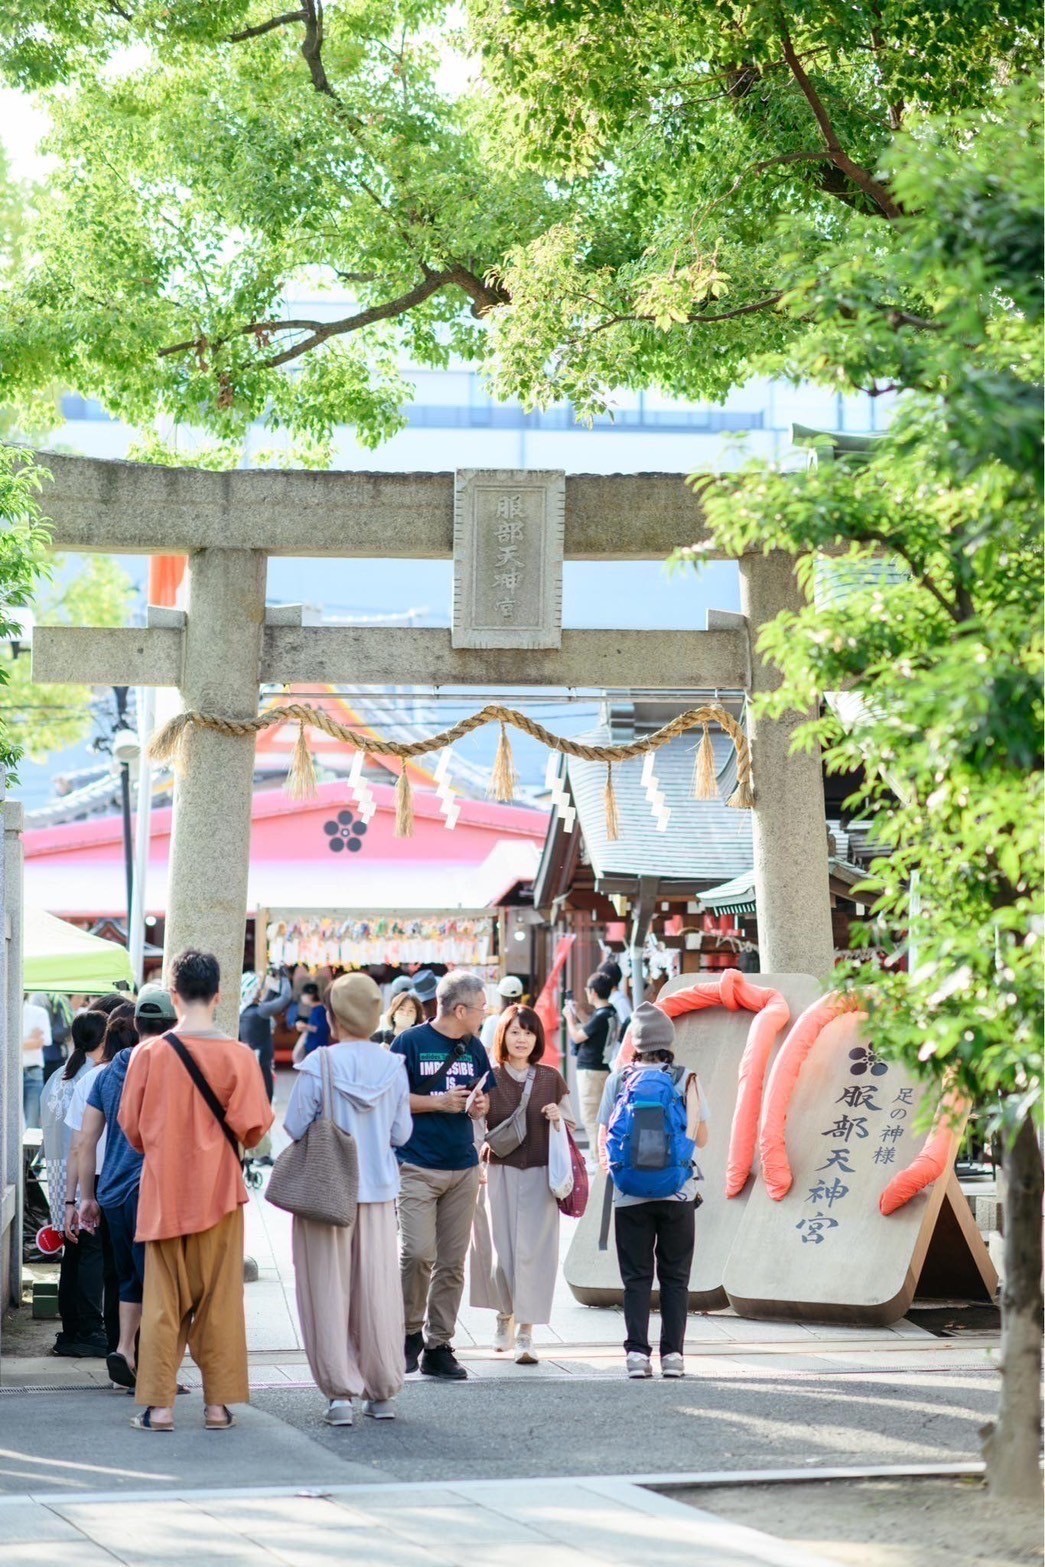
23;780;547;919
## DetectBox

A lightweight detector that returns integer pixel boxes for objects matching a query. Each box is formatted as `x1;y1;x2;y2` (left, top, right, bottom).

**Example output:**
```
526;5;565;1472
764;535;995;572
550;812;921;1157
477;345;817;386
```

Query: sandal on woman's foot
131;1408;173;1432
204;1406;236;1430
107;1352;136;1390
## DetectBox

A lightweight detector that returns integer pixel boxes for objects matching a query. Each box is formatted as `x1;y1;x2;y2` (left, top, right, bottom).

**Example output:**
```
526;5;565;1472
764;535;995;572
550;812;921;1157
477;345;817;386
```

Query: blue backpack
605;1066;695;1200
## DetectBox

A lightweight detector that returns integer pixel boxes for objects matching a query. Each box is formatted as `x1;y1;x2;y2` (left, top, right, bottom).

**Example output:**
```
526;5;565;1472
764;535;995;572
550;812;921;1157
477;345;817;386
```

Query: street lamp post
111;690;141;962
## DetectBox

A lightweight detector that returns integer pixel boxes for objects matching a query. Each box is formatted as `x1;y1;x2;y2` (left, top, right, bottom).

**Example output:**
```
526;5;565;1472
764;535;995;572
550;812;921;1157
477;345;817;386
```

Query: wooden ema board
722;1015;998;1325
563;971;822;1309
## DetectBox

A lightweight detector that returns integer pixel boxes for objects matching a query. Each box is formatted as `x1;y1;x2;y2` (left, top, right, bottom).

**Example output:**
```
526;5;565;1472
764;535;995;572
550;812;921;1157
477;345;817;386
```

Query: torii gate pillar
741;550;835;978
165;549;266;1033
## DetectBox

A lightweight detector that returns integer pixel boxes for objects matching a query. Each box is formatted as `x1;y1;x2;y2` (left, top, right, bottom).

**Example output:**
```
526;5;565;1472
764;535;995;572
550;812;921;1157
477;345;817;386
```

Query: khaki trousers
575;1069;608;1152
136;1206;248;1409
292;1202;404;1403
398;1163;481;1347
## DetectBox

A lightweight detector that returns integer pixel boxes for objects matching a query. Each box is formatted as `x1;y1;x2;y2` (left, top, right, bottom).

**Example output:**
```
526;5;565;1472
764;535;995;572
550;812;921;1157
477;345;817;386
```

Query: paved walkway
5;1162;997;1391
0;1476;847;1566
0;1077;1000;1565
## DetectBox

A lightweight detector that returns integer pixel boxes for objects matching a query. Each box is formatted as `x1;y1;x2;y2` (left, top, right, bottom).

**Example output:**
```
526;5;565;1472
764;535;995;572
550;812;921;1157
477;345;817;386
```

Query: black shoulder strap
166;1032;240;1158
424;1043;462;1097
597;1174;614;1252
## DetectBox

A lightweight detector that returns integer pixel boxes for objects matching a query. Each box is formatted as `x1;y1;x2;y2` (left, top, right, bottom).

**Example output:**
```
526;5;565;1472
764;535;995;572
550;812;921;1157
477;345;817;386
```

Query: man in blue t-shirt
392;971;493;1381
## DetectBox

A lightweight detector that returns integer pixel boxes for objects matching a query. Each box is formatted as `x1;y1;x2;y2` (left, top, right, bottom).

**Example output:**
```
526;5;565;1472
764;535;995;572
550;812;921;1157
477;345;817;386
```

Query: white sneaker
661;1353;685;1379
626;1352;653;1379
515;1328;538;1365
493;1315;514;1353
362;1398;396;1420
323;1399;353;1426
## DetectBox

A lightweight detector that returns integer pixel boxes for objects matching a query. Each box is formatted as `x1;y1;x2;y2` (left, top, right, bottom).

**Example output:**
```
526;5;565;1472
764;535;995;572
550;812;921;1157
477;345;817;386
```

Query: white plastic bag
547;1118;574;1202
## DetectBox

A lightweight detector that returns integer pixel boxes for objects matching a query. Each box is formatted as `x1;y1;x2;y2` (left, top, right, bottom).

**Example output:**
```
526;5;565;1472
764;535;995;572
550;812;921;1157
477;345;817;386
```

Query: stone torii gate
29;455;835;1031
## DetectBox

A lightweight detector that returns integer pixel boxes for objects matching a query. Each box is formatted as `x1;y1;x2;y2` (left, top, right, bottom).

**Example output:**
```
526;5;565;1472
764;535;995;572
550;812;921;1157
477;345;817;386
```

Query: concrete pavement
0;1364;1000;1496
0;1475;856;1567
0;1075;1002;1564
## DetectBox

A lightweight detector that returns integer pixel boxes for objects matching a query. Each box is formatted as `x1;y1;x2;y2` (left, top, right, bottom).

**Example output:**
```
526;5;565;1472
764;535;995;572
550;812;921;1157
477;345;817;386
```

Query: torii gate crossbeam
24;453;835;1029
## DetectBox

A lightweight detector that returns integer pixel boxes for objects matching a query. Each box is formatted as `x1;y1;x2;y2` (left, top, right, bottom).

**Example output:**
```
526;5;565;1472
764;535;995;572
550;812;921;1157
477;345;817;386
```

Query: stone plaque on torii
26;453;836;1032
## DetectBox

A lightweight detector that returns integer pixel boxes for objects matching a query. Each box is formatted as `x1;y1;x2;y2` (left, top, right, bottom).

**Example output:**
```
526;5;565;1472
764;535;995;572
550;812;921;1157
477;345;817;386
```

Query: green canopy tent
22;906;135;994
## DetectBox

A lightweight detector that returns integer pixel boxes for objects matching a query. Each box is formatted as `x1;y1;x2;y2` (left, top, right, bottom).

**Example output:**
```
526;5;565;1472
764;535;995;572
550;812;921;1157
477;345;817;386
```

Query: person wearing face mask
471;1004;575;1366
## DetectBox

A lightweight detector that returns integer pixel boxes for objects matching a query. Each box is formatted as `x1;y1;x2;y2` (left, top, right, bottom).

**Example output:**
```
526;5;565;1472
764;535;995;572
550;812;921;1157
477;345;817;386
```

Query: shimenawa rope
149;702;753;839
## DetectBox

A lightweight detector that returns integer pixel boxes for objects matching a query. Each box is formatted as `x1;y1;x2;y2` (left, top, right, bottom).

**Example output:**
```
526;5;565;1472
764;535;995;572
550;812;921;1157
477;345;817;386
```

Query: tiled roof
699;858;867;915
566;727;752;888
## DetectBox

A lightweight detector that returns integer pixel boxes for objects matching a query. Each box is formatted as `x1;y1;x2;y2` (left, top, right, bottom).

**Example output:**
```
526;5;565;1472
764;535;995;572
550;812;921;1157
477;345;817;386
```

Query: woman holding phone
472;1004;575;1365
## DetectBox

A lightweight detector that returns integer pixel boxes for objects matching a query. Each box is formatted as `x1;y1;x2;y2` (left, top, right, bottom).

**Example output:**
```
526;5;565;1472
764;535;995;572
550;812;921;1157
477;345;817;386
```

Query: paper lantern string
150;701;754;840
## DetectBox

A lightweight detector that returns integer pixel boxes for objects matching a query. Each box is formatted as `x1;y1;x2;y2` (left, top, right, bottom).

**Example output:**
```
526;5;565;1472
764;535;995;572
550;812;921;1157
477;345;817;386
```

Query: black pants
57;1221;119;1350
253;1039;274;1102
614;1199;696;1358
58;1227;106;1346
99;1210;121;1351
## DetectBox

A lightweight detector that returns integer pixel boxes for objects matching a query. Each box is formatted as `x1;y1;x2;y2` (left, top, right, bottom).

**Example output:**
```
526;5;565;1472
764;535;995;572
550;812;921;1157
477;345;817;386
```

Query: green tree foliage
0;448;51;777
2;553;136;766
0;2;1037;434
0;1;558;444
687;87;1042;1126
680;83;1043;1501
472;0;1037;411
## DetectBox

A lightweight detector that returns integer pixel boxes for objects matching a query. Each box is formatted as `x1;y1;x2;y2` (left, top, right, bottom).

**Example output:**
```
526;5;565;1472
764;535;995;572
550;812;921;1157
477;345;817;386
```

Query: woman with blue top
283;972;412;1427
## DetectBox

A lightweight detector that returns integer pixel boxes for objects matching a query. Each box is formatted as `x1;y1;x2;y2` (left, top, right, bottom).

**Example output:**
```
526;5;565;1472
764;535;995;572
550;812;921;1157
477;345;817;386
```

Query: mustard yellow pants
136;1206;248;1409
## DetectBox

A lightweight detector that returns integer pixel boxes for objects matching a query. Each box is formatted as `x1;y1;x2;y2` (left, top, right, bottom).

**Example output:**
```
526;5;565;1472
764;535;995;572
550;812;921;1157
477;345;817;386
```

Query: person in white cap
480;975;524;1052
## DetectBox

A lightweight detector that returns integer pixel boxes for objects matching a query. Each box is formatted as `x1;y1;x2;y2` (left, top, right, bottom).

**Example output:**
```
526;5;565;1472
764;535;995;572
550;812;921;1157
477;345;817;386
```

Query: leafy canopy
688;85;1043;1122
3;555;135;767
0;448;51;778
0;1;1036;436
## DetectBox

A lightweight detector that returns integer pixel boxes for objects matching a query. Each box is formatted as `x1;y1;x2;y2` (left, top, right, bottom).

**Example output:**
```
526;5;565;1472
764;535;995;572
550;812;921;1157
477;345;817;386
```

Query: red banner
533;933;576;1071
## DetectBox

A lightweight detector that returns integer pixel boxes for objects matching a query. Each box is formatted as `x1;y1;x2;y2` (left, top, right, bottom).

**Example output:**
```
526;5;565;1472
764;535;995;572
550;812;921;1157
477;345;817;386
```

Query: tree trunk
983;1112;1043;1498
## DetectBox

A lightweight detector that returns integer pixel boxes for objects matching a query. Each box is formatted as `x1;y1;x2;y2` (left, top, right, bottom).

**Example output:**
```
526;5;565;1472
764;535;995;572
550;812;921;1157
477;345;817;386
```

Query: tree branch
859;529;965;622
683;293;784;325
779;25;902;220
259;271;457;366
228;10;307;44
445;264;510;317
300;0;337;101
158;320;330;360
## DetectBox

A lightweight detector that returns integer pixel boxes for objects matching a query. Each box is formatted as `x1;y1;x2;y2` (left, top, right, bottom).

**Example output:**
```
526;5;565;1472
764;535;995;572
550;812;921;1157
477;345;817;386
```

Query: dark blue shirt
302;1003;331;1056
391;1024;494;1171
87;1046;144;1208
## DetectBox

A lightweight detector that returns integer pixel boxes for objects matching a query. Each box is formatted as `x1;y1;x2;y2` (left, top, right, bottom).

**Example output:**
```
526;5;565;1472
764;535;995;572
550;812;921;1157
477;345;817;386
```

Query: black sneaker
404;1330;424;1375
420;1343;467;1381
72;1337;109;1359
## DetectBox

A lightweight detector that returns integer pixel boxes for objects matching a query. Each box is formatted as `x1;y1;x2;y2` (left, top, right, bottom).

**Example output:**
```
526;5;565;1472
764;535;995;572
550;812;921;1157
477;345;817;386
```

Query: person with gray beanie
597;1001;709;1381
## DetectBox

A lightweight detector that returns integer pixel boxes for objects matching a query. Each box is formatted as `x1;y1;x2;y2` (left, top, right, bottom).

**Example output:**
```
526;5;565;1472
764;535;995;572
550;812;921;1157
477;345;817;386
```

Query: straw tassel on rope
285;722;318;801
489;722;518;803
603;764;622;842
727;772;755;810
693;724;719;801
147;710;194;775
394;766;414;838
